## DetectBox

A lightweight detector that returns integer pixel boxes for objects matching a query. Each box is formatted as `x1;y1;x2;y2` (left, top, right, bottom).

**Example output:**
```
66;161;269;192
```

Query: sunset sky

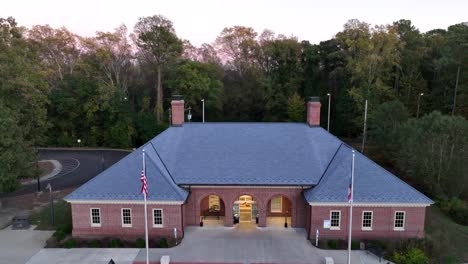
2;0;467;46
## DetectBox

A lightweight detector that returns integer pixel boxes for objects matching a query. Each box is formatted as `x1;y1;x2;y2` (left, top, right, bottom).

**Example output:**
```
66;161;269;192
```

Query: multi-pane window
362;211;373;230
330;211;341;230
270;196;282;213
394;211;405;230
90;208;101;227
153;209;163;227
122;208;132;227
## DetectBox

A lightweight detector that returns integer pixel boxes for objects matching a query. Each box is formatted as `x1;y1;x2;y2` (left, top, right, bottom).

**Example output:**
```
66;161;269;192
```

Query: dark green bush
108;238;123;248
158;238;168;248
351;240;360;250
53;230;65;241
63;239;77;248
327;240;338;249
391;248;429;264
135;238;145;248
89;239;102;248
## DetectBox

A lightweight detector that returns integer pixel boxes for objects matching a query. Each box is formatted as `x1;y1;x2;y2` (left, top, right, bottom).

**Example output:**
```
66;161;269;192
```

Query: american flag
141;169;148;198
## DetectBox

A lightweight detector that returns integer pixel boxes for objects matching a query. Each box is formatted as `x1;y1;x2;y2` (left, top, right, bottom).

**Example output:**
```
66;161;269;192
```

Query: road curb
22;160;63;185
38;147;132;152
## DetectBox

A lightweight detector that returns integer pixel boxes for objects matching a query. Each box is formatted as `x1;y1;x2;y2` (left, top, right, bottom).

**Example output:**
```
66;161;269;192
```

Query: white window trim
271;196;282;213
90;208;101;227
121;208;132;228
361;211;373;231
153;208;163;228
394;211;406;231
330;210;341;230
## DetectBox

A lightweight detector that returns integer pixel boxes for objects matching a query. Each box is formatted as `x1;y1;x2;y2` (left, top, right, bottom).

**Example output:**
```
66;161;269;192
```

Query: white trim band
309;202;431;207
185;185;308;189
66;199;184;205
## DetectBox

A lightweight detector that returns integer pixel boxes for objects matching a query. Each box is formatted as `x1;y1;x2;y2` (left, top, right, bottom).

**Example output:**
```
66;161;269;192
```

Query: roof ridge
145;144;187;200
314;143;344;186
64;150;134;200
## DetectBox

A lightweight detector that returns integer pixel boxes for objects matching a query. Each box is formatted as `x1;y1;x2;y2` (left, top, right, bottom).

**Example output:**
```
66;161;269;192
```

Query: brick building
65;96;432;241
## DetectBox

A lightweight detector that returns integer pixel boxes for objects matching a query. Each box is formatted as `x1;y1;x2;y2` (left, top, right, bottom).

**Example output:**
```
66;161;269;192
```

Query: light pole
326;93;331;132
187;106;192;123
77;139;81;148
361;100;368;153
201;99;205;123
416;93;424;118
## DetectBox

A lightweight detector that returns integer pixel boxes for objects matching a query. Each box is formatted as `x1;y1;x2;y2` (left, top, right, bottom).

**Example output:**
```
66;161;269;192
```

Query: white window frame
361;211;373;231
90;208;101;227
330;210;341;230
394;211;405;231
121;208;132;228
270;196;283;213
153;208;163;228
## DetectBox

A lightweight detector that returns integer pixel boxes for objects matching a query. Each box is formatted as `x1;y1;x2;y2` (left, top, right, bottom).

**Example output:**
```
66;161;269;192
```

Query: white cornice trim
65;199;184;205
184;185;309;189
309;202;432;207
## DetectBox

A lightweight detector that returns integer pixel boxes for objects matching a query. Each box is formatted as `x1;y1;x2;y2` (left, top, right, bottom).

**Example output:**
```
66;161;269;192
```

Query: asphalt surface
3;149;130;197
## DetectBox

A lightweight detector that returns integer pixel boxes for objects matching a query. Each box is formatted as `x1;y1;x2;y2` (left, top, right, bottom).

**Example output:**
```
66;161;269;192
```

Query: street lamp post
326;93;331;132
77;139;81;148
201;99;205;123
417;93;424;118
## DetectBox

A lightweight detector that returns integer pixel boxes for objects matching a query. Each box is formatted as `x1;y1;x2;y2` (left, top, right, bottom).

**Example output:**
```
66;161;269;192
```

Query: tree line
0;15;467;194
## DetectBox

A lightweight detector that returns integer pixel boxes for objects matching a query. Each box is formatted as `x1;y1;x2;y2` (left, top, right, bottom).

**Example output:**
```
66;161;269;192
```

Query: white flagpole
143;149;149;264
347;150;355;264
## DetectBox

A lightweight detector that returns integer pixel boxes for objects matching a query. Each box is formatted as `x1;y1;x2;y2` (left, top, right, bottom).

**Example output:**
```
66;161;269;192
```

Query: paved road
2;149;130;197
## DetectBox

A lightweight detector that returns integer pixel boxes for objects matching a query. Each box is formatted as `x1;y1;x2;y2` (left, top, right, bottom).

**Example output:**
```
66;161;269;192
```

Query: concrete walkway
26;248;140;264
0;225;53;264
133;223;385;264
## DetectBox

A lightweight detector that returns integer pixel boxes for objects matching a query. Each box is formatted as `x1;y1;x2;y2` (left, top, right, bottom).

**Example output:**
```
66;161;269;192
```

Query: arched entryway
266;195;292;228
233;195;258;225
200;195;225;227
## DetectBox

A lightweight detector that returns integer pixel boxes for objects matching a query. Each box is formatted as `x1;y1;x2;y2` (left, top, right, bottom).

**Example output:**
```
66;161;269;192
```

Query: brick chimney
307;97;321;126
171;95;184;126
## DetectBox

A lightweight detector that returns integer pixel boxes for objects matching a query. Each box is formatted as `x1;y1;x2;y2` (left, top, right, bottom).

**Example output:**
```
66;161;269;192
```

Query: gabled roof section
304;145;433;204
149;123;342;185
65;143;188;202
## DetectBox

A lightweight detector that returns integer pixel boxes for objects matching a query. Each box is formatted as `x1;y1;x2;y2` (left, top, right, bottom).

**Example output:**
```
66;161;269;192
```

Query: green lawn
30;200;72;230
425;205;468;262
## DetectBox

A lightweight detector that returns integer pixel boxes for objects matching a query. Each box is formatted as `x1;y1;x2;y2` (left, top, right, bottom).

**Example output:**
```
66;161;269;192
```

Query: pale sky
2;0;467;46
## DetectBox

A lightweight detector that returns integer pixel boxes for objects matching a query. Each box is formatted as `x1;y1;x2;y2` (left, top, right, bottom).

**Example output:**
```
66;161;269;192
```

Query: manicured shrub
327;240;338;249
392;248;429;264
63;239;77;248
89;239;102;248
135;238;145;248
351;240;360;250
108;238;123;248
158;238;168;248
53;230;65;241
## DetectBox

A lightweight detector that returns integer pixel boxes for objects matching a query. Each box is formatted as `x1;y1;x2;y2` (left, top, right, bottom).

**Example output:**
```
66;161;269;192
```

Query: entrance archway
233;195;258;225
200;195;225;227
266;195;292;228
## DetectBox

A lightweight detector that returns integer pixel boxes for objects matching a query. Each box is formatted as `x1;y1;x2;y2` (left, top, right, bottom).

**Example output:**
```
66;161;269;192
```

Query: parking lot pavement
0;225;53;264
26;248;140;264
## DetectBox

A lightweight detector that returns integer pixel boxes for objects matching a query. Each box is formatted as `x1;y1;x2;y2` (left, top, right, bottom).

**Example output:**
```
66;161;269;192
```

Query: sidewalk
26;248;140;264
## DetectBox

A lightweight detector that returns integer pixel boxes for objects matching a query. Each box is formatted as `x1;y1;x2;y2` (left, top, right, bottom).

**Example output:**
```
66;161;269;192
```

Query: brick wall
309;205;427;240
183;187;308;228
71;203;183;240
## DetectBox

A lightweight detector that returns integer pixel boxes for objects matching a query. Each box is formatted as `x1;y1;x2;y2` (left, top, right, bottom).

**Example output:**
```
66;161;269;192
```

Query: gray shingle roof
66;122;432;204
304;144;433;204
149;123;341;185
65;143;188;202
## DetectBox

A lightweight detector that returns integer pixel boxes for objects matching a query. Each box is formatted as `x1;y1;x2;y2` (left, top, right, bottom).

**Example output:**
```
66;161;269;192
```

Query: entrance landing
133;225;383;264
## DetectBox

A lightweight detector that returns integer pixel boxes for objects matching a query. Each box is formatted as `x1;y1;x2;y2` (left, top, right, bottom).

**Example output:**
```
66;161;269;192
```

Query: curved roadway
3;149;130;197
